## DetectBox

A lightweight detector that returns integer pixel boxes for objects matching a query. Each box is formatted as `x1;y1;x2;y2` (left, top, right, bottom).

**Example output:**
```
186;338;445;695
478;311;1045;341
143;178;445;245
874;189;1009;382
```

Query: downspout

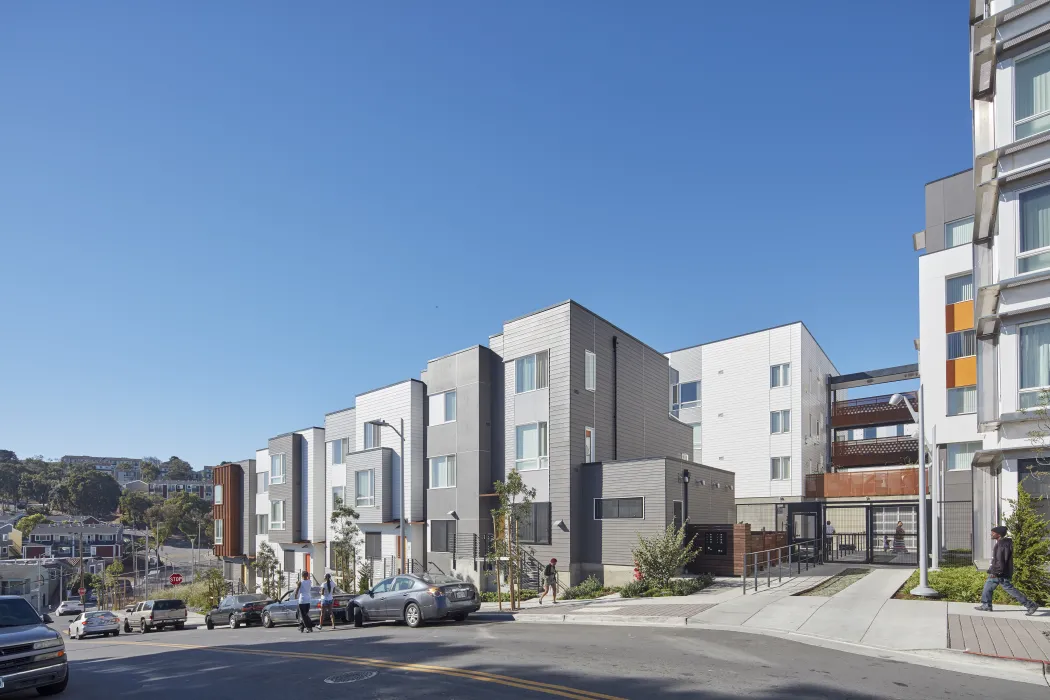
612;336;618;460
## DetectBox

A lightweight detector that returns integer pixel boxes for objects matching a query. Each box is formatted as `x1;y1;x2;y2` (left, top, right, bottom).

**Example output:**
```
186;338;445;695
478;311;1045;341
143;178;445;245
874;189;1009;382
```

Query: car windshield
233;595;268;604
419;574;460;585
152;600;185;610
0;598;43;627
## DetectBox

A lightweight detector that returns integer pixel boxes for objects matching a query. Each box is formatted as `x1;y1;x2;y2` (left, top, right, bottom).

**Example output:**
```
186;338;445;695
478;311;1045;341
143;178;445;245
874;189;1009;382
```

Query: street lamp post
890;389;938;597
370;418;406;575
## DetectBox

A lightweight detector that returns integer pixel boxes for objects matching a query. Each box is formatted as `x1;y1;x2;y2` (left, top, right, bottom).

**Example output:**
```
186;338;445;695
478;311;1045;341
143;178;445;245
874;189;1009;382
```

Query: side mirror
42;614;53;624
367;590;374;597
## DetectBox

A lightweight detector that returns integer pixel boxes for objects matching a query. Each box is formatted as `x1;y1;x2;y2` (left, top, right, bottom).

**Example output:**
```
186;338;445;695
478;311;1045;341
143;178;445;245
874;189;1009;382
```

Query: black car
205;594;272;630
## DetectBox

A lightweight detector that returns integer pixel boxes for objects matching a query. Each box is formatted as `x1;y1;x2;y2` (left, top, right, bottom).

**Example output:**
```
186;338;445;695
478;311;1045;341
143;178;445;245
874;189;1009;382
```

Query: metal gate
871;503;919;566
786;502;822;564
819;501;923;566
824;504;869;563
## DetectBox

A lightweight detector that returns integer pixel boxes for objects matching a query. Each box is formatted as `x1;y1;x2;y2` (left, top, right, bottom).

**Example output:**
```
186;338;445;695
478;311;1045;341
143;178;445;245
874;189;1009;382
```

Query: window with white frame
770;409;791;434
428;391;457;426
257;471;269;493
947;386;977;415
328;438;349;465
770;457;791;481
1020;320;1050;409
690;423;701;452
770;363;790;388
429;455;456;488
363;423;382;449
270;454;286;485
672;380;700;411
355;470;375;507
256;514;268;533
1016;48;1050;140
947;442;982;471
515;352;549;393
584;427;595;462
945;217;975;249
947;330;976;360
585;350;596;392
1020;185;1050;274
214;519;224;544
515;422;548;471
332;486;345;508
946;274;974;304
269;501;285;530
214;484;223;505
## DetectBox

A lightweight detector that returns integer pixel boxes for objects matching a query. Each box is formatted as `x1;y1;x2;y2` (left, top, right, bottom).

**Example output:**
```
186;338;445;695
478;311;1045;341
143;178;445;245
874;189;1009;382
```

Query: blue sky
0;1;969;468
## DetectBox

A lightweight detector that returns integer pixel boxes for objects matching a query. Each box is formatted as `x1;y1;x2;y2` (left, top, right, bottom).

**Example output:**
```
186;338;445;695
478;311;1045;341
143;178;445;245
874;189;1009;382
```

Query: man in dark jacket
976;526;1039;615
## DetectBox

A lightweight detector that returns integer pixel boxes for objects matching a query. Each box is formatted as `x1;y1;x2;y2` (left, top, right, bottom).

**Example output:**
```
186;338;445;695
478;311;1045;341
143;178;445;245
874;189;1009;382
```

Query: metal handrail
742;538;824;594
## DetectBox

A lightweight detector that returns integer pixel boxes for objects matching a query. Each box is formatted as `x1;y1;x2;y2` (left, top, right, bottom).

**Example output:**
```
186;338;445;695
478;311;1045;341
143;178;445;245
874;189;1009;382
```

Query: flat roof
664;321;839;373
829;363;920;389
925;168;973;186
501;300;664;358
324;406;356;417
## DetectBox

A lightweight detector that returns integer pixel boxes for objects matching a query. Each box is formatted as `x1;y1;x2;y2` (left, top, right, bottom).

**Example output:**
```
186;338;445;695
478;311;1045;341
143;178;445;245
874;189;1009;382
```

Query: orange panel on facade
946;356;977;389
945;301;974;333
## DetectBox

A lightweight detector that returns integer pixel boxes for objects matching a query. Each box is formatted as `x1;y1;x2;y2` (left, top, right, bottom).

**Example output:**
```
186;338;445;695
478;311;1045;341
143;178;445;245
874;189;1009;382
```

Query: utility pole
78;531;84;608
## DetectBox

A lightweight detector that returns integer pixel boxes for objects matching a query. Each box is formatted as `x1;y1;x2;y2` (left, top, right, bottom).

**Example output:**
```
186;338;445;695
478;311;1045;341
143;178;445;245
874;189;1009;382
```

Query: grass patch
894;565;1017;604
796;568;871;597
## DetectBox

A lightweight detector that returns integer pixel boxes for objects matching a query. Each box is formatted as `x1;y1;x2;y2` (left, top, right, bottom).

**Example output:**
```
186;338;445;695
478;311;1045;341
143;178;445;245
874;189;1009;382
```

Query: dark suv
205;594;272;630
0;596;68;696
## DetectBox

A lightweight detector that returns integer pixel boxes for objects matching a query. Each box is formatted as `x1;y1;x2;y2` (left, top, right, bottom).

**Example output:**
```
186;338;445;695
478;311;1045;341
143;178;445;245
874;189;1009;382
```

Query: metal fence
742;538;823;594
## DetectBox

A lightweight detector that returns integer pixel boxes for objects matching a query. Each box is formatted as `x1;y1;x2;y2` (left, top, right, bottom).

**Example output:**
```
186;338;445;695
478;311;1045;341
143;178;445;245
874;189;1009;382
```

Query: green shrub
1005;485;1050;605
562;575;610;600
897;565;1015;604
618;579;650;598
631;525;698;589
669;575;713;596
479;589;538;604
619;575;712;599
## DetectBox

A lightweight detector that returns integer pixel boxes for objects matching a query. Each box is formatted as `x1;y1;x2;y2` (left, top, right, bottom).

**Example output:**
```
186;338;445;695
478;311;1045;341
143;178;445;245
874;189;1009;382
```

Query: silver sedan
351;573;480;628
68;611;121;639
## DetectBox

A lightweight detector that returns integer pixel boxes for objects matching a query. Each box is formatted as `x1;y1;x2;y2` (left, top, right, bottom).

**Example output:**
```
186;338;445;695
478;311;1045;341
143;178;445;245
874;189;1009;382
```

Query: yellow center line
94;639;627;700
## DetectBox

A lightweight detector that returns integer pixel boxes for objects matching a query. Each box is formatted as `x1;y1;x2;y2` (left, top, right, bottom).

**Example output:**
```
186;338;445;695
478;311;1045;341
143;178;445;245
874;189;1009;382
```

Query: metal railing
742;538;823;594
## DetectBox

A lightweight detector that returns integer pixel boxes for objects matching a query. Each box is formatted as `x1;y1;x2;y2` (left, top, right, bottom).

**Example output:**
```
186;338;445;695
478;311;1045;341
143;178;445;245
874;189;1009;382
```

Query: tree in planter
485;471;537;611
484;507;510;611
252;541;282;599
199;567;228;610
631;524;699;591
1004;485;1050;605
329;495;361;593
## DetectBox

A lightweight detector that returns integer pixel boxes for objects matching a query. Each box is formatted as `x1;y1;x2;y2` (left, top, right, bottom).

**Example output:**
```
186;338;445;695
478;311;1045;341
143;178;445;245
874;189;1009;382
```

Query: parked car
205;594;272;630
123;599;187;633
67;611;120;640
261;586;355;628
0;595;67;695
350;574;480;628
54;601;82;617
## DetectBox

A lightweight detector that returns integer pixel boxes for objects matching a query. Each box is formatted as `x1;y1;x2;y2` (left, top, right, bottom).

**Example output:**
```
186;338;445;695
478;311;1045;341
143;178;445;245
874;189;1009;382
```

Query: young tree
631;524;699;590
329;495;360;593
483;507;510;611
486;471;537;611
253;541;282;599
103;559;124;609
199;567;227;609
1004;485;1050;605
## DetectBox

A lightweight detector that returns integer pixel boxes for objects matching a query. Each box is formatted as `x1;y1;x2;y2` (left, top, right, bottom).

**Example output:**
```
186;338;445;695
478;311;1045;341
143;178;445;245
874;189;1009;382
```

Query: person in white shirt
824;521;836;560
295;572;315;633
320;573;336;630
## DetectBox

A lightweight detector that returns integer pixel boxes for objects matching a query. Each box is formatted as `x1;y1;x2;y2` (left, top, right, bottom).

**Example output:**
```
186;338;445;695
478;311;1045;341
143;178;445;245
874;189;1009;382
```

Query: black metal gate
786;502;822;564
815;500;924;566
823;504;869;563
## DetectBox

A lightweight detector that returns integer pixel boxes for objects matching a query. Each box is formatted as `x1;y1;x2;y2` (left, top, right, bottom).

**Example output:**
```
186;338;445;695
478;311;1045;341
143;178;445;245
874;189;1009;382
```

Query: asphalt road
25;617;1049;699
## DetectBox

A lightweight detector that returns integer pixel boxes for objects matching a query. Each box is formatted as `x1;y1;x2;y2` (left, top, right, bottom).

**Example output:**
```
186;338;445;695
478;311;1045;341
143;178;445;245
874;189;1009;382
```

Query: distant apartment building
12;521;123;560
61;455;157;485
131;480;213;501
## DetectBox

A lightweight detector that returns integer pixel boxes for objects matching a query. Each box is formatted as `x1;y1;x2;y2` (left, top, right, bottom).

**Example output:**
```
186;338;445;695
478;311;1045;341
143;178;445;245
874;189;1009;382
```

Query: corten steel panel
830;393;916;429
832;437;918;469
946;301;975;333
212;463;244;558
805;468;921;498
946;357;977;388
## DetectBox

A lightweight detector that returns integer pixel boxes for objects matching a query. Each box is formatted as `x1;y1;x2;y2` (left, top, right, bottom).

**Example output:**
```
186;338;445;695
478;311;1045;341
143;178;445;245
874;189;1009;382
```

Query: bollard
778;547;783;583
766;551;771;588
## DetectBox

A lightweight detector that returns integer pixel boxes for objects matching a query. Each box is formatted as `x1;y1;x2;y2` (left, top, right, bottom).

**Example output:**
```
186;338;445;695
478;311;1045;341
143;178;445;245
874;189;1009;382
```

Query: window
690;423;702;452
1021;321;1050;408
257;472;268;493
270;501;285;530
328;438;348;465
517;502;552;544
945;217;975;249
430;520;457;552
332;486;344;508
770;457;791;481
947;442;981;471
515;351;549;393
515;422;549;471
947;330;976;359
770;363;791;388
585;350;596;392
1016;49;1050;139
947;386;977;415
429;455;457;488
213;484;223;505
256;514;268;533
214;519;224;545
355;470;375;507
270;454;286;485
364;532;382;559
945;273;974;305
594;497;643;519
584;427;595;462
363;423;382;449
672;380;700;411
428;391;457;425
1020;185;1050;274
770;409;791;434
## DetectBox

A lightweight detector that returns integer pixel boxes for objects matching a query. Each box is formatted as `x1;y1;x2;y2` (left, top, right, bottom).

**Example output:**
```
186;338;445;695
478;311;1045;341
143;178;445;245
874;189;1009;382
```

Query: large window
332;486;344;508
947;442;981;472
690;423;702;452
947;330;976;360
214;484;223;505
672;381;700;411
947;386;977;415
363;423;382;449
257;471;269;493
428;391;457;425
517;502;552;545
585;350;596;392
328;438;349;465
946;274;974;304
771;457;791;481
355;470;375;507
1016;49;1050;139
515;422;549;471
1020;185;1050;274
594;497;643;519
945;217;975;249
1021;321;1050;408
214;519;224;545
256;514;268;533
770;363;791;388
429;455;457;488
270;454;285;485
270;501;285;530
515;352;549;393
430;520;457;552
770;409;791;434
364;532;382;560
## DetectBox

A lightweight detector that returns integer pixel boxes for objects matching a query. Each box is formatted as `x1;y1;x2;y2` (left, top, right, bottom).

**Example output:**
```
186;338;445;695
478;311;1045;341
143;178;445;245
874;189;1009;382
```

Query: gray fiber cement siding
346;447;393;524
924;170;975;253
267;434;301;544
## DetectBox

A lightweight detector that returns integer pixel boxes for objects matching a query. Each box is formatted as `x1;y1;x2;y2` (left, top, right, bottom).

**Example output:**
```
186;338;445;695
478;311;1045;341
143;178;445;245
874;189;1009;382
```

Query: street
31;617;1049;699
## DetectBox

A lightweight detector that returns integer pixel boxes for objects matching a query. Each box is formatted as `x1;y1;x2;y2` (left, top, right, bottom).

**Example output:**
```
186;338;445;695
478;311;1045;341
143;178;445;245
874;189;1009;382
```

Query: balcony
832;436;918;469
831;392;916;430
805;468;923;499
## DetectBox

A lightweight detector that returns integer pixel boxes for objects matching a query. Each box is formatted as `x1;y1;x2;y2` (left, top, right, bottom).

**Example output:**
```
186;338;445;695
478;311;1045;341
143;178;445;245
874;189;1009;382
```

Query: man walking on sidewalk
975;526;1040;615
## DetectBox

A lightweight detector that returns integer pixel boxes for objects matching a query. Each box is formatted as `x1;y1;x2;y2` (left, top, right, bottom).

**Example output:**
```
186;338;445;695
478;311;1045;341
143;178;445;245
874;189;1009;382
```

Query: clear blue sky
1;1;969;468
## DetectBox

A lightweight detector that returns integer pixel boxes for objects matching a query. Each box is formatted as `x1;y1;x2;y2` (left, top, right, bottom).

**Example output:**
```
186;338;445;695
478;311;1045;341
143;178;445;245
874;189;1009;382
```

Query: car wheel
262;612;274;629
205;617;214;631
453;613;468;622
113;629;119;637
353;606;363;628
174;622;184;630
139;620;147;634
229;616;239;630
35;671;68;696
404;602;423;629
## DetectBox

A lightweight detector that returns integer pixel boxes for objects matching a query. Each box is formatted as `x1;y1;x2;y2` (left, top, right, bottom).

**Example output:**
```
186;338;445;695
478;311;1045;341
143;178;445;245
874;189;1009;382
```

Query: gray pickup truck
123;599;187;633
0;595;67;695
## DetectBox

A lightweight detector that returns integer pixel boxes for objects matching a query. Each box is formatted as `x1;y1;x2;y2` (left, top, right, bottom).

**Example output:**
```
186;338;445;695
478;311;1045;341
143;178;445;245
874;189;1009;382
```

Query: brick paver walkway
517;602;714;617
948;614;1050;662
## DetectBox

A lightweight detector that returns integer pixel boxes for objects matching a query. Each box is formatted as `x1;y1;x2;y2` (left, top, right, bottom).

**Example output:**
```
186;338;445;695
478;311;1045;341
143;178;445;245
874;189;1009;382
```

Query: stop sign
169;573;183;586
78;587;86;596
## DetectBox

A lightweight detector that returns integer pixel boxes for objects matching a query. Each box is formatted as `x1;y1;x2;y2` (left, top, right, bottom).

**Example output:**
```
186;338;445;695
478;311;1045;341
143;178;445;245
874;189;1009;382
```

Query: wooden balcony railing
831;391;917;429
805;468;924;499
832;435;918;469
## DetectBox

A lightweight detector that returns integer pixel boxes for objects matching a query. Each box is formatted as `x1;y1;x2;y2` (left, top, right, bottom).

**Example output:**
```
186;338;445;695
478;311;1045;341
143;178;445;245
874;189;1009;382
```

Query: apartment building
212;459;255;585
126;480;213;501
967;0;1050;560
61;455;157;484
12;522;122;559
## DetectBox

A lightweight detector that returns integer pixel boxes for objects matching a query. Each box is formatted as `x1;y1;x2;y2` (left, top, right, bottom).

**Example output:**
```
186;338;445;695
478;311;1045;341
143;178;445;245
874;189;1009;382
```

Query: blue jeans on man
981;576;1034;608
